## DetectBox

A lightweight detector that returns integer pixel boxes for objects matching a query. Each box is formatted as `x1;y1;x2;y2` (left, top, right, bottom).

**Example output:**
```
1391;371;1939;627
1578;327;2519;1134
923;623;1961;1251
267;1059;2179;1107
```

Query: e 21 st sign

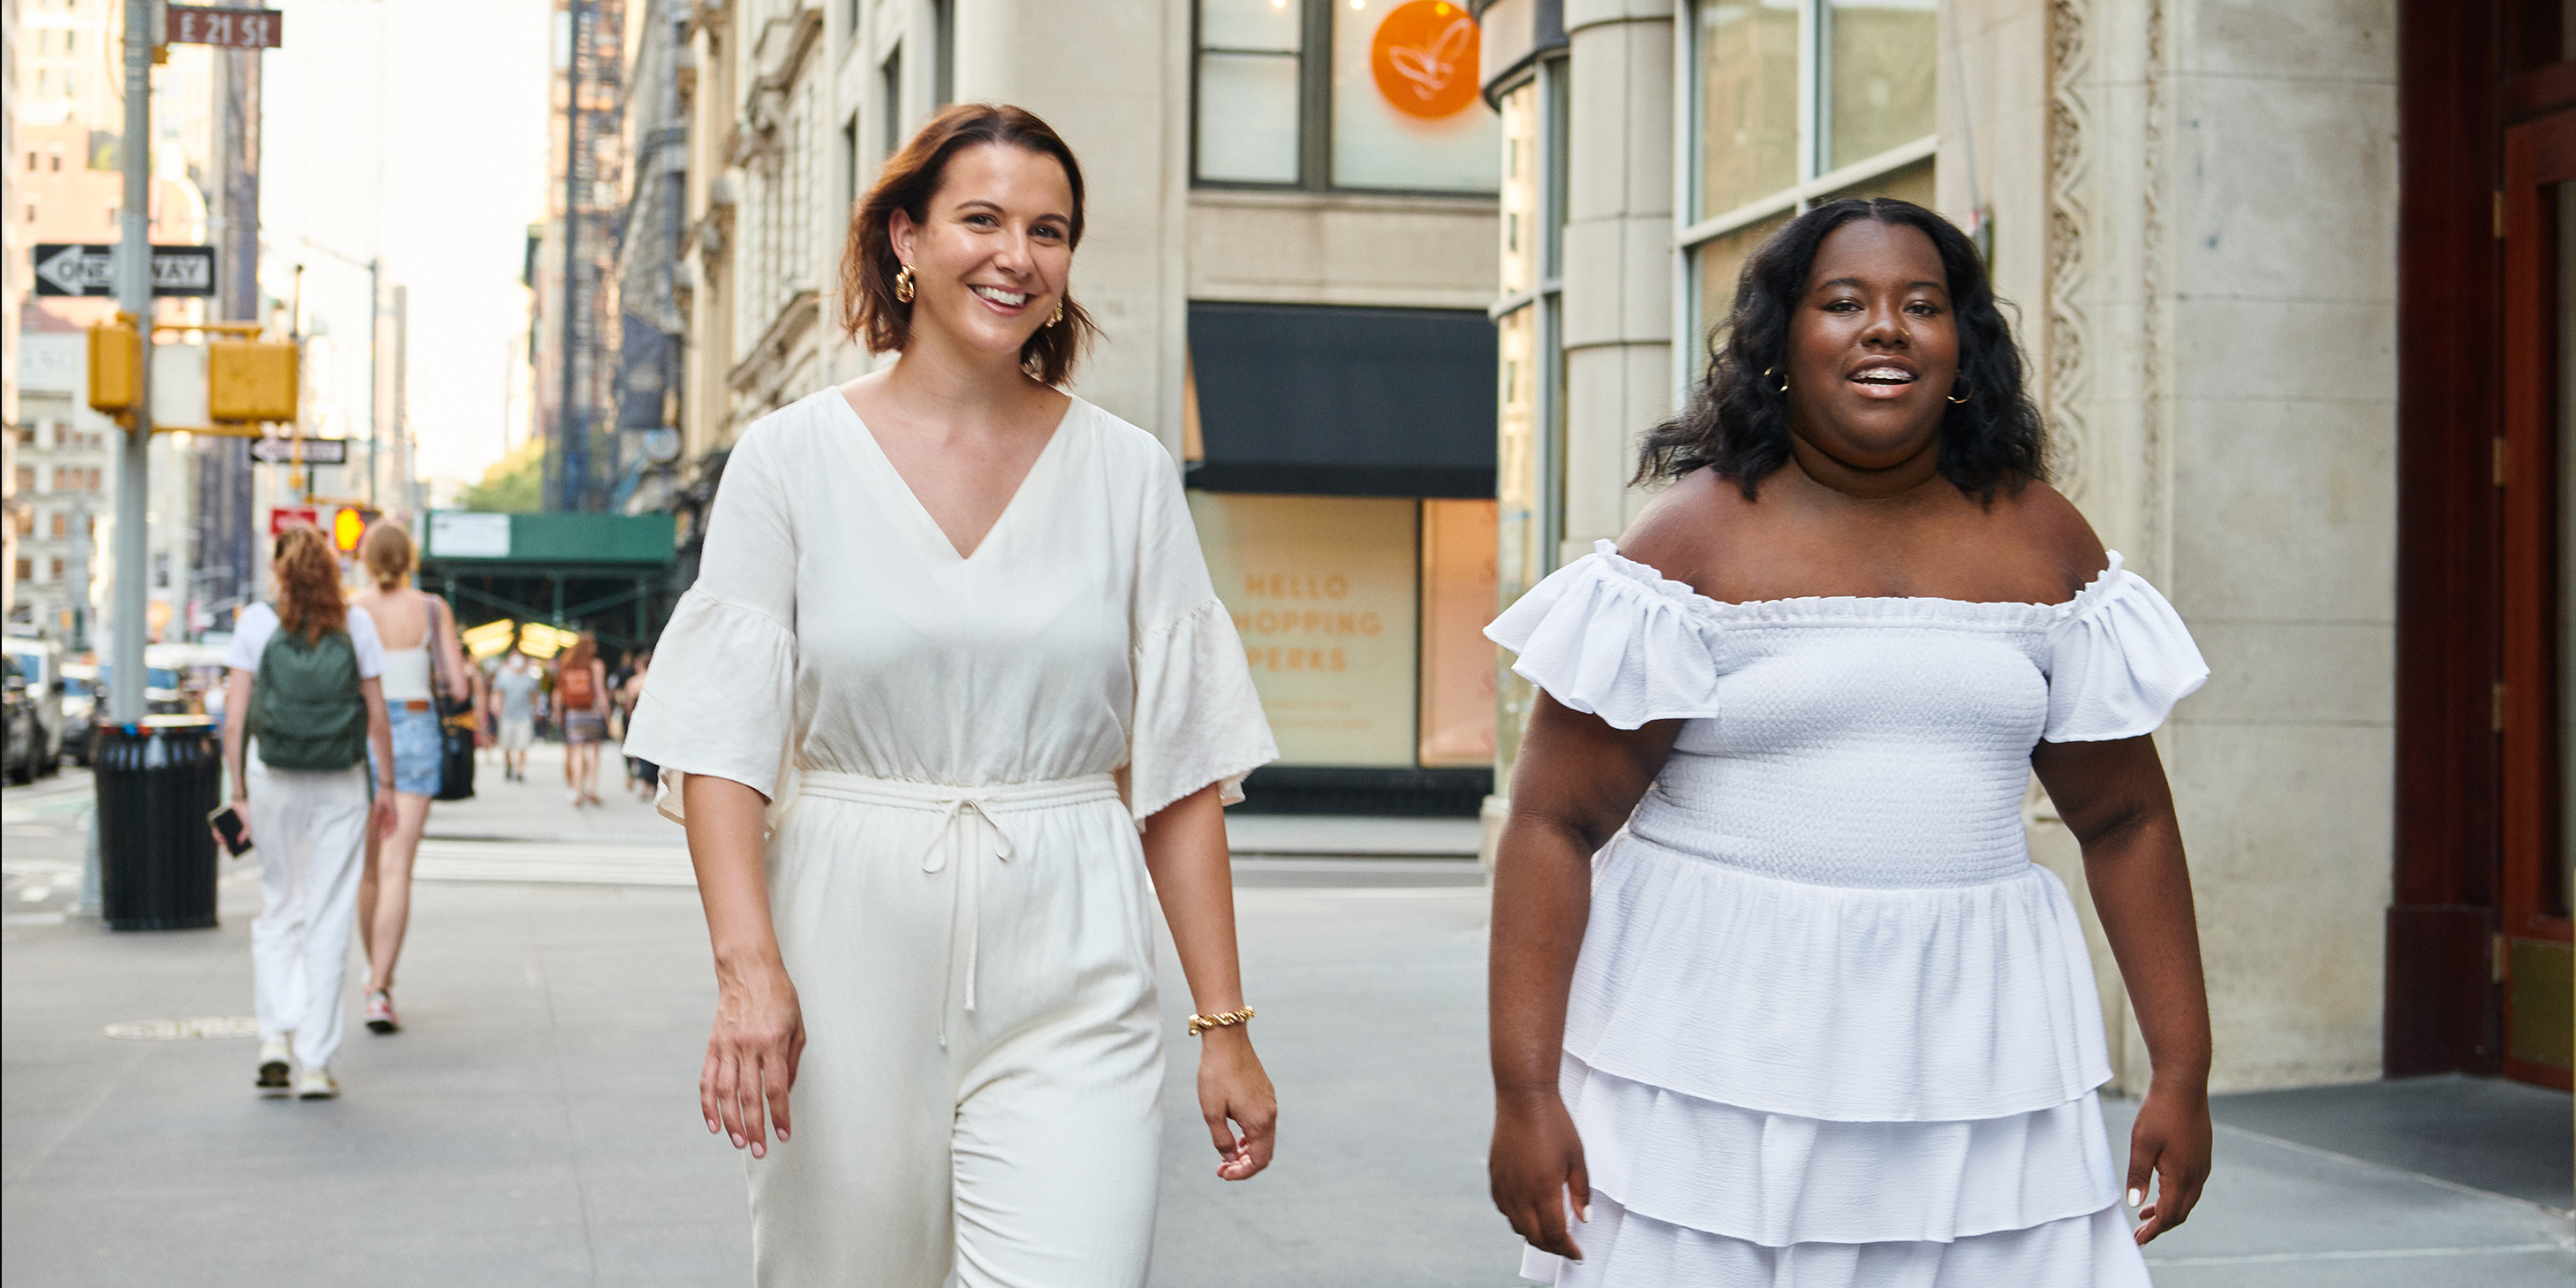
164;6;284;49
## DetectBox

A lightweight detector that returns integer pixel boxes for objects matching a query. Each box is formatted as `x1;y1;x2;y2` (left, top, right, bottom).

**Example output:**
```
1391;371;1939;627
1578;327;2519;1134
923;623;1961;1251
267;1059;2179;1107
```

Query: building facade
1474;0;2572;1098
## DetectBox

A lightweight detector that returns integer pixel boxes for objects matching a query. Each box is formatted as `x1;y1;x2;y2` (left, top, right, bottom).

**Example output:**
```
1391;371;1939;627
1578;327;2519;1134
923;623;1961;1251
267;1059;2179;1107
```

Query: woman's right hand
1491;1090;1590;1261
703;956;805;1158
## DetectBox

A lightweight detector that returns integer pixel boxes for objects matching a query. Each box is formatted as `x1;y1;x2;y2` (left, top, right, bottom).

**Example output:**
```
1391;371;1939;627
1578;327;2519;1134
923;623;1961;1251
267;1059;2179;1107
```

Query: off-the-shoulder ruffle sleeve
2042;553;2210;742
1484;541;1724;731
1125;451;1277;822
623;421;802;824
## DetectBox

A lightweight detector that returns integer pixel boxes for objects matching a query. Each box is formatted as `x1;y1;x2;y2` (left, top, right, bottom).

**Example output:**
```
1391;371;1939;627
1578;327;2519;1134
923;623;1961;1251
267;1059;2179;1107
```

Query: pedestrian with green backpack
219;526;398;1100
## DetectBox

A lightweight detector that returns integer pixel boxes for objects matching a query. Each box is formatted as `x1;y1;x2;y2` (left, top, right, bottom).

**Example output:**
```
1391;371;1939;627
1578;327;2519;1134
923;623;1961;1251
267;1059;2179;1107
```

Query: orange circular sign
1370;1;1481;120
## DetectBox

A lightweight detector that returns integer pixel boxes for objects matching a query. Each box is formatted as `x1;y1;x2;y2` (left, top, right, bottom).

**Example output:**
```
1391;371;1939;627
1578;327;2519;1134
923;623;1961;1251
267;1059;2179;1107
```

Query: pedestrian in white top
349;520;472;1035
623;103;1281;1287
221;526;397;1100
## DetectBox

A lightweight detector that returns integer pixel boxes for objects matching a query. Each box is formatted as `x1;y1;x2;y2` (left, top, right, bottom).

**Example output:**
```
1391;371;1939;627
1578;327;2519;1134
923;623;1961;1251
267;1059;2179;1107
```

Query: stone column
1558;0;1675;560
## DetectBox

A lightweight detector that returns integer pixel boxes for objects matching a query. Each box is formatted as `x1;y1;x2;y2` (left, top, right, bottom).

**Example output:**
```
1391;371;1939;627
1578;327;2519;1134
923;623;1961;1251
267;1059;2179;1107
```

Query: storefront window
1190;493;1423;767
1331;0;1499;191
1193;0;1497;192
1420;498;1500;766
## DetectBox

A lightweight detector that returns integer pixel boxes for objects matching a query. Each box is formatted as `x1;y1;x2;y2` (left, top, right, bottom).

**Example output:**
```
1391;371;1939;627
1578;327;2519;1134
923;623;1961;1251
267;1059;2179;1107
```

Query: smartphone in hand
208;803;251;857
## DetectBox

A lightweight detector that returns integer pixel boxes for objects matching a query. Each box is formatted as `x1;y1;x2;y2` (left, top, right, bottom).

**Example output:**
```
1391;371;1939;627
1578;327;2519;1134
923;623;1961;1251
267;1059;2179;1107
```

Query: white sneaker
294;1066;340;1100
257;1037;291;1093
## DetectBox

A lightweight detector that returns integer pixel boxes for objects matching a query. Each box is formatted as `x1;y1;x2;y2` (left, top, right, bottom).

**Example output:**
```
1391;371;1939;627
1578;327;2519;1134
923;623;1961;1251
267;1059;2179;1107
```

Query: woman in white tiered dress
624;106;1280;1286
1486;201;2213;1285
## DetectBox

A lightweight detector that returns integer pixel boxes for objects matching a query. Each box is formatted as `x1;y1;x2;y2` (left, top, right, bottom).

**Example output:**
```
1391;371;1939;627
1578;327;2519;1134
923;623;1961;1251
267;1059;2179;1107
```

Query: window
51;511;68;538
154;551;170;589
1193;0;1498;193
1682;0;1938;347
843;115;859;213
932;0;956;108
1490;50;1568;785
11;559;29;585
49;558;64;582
880;44;904;158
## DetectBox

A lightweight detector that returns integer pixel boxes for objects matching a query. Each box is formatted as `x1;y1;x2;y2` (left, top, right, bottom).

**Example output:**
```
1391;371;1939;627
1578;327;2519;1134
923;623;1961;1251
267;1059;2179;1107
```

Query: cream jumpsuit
623;390;1277;1287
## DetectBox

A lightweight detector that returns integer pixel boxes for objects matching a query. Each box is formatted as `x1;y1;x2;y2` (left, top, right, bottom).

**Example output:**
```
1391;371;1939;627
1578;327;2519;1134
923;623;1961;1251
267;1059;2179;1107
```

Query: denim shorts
373;706;445;797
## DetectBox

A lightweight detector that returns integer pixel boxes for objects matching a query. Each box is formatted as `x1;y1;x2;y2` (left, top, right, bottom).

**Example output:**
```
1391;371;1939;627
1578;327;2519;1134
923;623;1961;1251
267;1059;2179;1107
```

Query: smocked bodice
1491;542;2208;890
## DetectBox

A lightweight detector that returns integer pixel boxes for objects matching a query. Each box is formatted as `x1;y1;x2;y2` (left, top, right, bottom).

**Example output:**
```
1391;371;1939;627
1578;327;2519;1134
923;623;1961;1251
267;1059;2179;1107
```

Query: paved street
4;747;2571;1285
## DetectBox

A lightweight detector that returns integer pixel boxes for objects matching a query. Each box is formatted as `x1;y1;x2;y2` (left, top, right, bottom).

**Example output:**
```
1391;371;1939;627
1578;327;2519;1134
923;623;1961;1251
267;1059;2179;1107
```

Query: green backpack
250;617;367;771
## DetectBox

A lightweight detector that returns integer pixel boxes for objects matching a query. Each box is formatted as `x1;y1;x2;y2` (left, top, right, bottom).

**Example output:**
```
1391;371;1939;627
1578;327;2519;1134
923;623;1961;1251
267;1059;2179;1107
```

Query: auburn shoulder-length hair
838;102;1099;386
273;526;348;642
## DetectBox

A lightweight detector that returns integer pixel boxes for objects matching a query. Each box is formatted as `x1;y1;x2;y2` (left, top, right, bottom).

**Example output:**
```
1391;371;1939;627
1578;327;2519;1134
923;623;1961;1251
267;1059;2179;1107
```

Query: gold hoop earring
1763;366;1789;396
894;264;916;304
1946;382;1972;405
1048;301;1064;328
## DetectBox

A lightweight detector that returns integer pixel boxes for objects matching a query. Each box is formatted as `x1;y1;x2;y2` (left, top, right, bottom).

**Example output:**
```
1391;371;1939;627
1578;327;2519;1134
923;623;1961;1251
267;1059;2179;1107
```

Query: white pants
753;771;1165;1287
247;760;370;1070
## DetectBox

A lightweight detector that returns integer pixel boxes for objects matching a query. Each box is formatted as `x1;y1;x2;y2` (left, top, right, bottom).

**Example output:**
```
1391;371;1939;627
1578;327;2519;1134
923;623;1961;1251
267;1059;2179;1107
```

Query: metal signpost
110;0;152;725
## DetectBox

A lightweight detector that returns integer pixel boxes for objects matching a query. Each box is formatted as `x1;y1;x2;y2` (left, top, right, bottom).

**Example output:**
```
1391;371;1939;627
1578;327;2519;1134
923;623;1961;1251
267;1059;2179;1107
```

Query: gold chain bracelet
1187;1007;1256;1037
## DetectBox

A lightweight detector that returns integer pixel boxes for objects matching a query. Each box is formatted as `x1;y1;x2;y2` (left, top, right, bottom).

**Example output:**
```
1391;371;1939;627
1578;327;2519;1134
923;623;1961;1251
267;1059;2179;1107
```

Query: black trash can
94;716;223;931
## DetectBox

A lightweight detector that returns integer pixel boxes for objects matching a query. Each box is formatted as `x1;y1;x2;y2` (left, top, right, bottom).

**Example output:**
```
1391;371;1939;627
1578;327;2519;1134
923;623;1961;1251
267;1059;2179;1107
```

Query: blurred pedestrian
620;649;655;800
1484;200;2213;1283
623;104;1280;1285
220;526;397;1101
349;523;472;1036
492;647;540;783
555;633;608;807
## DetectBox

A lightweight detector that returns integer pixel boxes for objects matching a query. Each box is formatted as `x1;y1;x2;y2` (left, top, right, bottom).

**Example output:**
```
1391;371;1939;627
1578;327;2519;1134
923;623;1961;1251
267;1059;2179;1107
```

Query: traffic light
86;314;142;413
208;342;299;422
331;506;375;554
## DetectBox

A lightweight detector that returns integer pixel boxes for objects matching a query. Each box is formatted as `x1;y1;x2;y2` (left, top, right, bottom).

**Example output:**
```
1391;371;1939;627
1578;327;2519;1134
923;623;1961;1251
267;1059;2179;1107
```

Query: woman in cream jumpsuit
623;105;1280;1286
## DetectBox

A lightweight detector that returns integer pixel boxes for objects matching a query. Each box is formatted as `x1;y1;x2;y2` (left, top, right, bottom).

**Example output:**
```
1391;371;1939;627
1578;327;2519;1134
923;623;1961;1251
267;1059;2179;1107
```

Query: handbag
427;596;477;802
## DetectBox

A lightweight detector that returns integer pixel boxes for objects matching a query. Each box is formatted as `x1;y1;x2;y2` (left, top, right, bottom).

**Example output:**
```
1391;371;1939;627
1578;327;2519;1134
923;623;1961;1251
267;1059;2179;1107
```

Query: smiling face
1782;218;1961;476
888;141;1076;367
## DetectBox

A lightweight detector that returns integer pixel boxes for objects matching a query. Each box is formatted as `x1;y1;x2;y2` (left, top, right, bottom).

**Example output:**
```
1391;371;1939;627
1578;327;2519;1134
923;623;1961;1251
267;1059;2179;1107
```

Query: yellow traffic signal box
86;315;143;413
208;342;299;422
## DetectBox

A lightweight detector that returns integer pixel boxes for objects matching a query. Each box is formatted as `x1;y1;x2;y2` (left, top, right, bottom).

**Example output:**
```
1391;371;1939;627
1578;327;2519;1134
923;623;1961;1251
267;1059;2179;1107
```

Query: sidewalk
4;761;2571;1285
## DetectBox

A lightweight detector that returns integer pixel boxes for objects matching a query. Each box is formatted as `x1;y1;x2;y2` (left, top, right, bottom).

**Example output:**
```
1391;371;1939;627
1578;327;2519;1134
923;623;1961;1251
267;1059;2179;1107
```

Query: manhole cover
102;1017;260;1041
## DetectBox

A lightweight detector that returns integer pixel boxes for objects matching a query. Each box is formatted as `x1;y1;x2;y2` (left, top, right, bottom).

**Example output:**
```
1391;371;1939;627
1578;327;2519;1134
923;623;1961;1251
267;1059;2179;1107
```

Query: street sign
165;6;283;49
32;244;216;298
249;436;347;465
268;506;319;535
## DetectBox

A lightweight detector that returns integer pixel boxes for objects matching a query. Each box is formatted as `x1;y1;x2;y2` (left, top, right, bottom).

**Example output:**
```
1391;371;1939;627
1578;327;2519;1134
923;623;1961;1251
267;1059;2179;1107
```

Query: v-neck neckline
833;389;1077;563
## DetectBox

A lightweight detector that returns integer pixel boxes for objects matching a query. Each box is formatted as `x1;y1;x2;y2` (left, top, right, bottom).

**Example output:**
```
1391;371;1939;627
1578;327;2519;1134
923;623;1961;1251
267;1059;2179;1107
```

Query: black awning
1187;301;1496;498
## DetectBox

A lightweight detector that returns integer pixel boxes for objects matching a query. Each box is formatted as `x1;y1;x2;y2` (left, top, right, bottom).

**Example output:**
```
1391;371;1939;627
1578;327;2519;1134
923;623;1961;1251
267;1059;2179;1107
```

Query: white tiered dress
1487;541;2209;1287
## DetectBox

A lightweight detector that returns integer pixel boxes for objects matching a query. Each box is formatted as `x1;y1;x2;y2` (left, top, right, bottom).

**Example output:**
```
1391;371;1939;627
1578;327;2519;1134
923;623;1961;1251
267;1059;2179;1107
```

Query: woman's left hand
2126;1078;2211;1243
1197;1026;1276;1181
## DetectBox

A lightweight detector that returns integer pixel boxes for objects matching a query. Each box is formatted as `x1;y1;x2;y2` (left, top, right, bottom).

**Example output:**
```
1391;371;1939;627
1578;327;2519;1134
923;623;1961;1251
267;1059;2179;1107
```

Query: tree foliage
457;437;545;513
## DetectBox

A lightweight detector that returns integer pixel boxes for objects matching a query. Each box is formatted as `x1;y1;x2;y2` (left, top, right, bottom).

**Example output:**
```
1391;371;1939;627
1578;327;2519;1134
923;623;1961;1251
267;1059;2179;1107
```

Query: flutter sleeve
1126;453;1277;822
625;423;801;824
1484;541;1725;730
2042;552;2210;742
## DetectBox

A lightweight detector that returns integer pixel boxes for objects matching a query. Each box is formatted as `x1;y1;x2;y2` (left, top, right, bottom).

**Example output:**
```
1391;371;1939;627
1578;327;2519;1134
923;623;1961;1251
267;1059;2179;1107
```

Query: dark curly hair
1638;199;2046;500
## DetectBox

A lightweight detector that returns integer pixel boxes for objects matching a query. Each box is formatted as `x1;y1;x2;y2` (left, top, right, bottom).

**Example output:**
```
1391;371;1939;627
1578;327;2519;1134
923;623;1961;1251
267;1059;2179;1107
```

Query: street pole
110;0;153;724
368;257;381;507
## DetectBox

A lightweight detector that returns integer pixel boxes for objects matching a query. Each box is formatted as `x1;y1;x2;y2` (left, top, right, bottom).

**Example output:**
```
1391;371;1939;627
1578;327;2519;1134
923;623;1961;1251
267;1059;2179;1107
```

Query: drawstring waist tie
793;770;1123;1046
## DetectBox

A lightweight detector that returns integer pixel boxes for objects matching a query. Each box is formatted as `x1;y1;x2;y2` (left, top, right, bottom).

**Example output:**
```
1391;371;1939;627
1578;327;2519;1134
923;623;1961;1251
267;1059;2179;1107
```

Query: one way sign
32;244;217;298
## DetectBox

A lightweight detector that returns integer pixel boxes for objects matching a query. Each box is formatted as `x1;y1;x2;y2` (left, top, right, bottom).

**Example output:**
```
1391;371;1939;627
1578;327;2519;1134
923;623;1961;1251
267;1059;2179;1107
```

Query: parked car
3;657;38;785
4;635;66;776
57;662;95;766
